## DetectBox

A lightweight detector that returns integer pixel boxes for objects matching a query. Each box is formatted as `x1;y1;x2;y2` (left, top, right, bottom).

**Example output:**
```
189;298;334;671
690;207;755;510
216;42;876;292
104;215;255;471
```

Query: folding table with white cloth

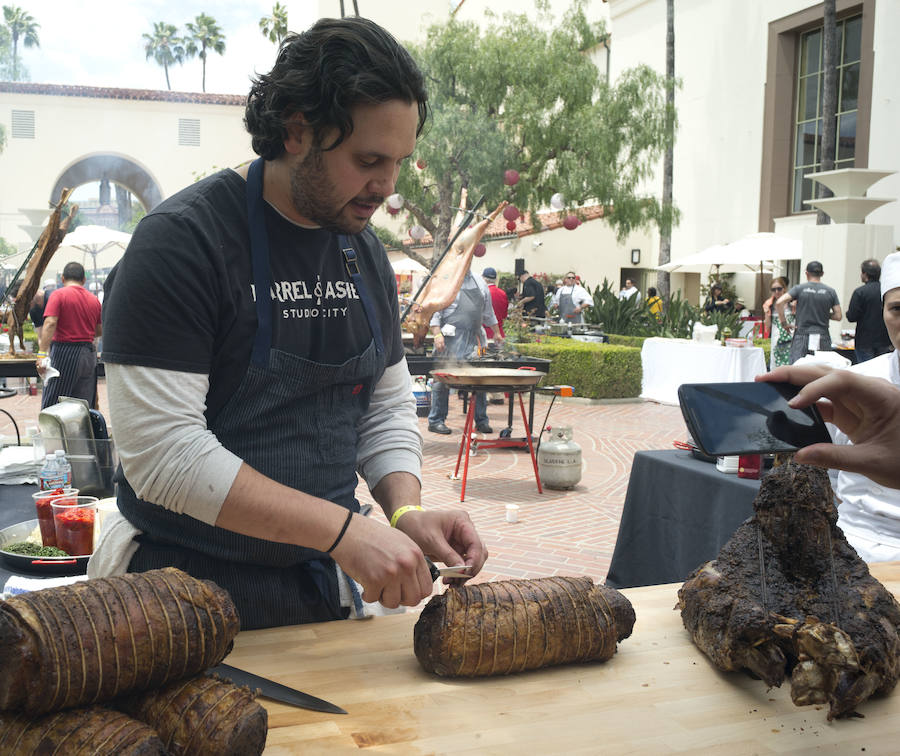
640;337;767;405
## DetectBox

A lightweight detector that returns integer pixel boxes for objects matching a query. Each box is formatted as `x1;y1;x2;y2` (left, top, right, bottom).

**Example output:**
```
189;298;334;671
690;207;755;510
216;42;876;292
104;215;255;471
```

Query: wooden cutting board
228;562;900;754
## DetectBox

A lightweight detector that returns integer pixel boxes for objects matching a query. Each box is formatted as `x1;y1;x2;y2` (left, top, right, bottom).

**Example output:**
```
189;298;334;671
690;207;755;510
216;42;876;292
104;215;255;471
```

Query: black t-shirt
522;276;546;318
847;279;890;351
102;169;404;424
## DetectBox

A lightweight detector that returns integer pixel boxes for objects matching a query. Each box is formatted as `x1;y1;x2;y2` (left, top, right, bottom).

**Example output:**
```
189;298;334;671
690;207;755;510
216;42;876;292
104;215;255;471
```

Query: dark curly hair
245;17;428;160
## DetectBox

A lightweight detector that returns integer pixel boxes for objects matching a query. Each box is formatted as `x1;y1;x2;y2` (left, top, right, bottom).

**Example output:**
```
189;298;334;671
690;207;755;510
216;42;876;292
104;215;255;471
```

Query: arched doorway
50;153;164;215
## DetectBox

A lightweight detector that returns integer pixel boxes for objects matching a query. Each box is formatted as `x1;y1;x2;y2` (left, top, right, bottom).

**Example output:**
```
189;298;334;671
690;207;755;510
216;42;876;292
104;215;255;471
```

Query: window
11;110;35;138
178;118;200;147
791;14;862;212
758;1;873;231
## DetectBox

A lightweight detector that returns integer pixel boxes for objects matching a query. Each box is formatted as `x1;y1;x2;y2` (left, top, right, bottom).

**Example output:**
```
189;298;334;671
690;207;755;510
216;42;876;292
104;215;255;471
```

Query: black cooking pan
0;518;89;575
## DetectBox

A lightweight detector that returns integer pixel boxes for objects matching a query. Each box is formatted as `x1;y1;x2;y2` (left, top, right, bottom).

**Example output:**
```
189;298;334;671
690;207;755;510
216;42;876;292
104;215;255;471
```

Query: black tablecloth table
0;483;40;587
605;450;763;589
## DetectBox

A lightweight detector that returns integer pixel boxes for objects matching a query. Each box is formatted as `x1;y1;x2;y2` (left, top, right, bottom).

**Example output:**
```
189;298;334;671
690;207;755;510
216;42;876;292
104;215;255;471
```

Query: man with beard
93;18;487;629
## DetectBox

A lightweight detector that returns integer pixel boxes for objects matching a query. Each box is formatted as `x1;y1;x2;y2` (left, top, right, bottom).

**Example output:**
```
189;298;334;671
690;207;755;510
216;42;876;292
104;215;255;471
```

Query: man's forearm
370;470;422;523
39;318;58;353
215;462;348;552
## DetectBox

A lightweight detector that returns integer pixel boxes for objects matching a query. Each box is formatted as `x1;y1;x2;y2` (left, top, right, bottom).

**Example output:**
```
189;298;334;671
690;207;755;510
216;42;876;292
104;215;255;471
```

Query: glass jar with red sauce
32;487;79;548
51;496;98;556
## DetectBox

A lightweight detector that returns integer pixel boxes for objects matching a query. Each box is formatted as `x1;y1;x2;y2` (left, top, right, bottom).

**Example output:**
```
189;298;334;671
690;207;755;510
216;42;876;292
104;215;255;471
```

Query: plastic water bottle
55;449;73;489
39;454;63;491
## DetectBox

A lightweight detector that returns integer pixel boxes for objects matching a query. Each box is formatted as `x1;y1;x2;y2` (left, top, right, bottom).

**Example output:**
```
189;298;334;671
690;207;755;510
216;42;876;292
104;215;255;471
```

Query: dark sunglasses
770;286;784;292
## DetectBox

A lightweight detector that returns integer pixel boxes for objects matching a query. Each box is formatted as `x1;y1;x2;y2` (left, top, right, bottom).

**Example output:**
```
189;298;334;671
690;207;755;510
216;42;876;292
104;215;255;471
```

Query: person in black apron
427;271;501;435
95;17;487;630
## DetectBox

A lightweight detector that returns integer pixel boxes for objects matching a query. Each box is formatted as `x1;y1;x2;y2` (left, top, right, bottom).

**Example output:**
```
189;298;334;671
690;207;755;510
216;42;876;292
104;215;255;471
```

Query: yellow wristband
390;505;424;528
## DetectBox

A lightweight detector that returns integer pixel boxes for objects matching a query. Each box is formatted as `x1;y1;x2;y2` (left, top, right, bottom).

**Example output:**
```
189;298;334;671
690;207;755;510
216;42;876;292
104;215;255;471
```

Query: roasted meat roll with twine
117;675;267;756
414;577;635;677
0;567;240;715
0;707;166;755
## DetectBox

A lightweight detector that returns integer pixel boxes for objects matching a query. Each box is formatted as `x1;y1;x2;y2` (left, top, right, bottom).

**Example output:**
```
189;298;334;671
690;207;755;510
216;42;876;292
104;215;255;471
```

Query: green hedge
605;334;648;349
514;338;642;399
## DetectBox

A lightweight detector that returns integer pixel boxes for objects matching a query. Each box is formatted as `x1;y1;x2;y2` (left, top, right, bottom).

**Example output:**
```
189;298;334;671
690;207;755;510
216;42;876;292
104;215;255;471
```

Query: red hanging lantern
416;159;427;170
473;243;486;257
563;214;579;230
502;204;519;222
506;220;517;232
504;169;520;186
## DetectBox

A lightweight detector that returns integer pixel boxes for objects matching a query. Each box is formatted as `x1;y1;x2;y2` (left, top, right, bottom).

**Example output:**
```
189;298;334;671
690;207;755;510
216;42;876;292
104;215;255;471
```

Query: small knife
426;558;471;580
208;662;347;715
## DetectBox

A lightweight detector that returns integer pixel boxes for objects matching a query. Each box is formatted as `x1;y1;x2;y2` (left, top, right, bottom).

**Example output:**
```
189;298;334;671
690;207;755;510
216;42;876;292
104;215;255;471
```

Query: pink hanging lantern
563;214;579;231
504;169;520;186
473;243;486;257
502;205;519;222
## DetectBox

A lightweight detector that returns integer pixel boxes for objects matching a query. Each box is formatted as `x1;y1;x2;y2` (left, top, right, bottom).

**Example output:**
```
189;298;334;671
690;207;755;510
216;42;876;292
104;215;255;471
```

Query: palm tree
259;2;288;46
657;0;675;304
143;22;185;91
3;5;40;82
185;13;226;93
817;0;837;225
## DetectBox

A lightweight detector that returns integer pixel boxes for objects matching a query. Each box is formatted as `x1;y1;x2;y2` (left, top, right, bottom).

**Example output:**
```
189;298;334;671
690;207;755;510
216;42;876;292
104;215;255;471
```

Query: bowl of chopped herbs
0;519;89;575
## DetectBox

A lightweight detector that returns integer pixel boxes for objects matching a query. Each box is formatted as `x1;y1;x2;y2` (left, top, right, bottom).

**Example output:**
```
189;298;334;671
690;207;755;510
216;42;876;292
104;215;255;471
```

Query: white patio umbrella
656;244;756;274
53;225;132;284
718;232;802;265
390;256;428;274
658;234;800;274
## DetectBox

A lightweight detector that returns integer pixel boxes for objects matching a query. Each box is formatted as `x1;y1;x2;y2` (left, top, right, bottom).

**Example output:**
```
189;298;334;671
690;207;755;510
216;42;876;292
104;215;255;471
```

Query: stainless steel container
38;397;116;498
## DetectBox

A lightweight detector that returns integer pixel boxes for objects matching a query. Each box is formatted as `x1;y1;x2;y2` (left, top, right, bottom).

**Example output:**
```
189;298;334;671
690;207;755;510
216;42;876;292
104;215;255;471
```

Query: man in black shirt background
847;258;893;363
518;269;546;321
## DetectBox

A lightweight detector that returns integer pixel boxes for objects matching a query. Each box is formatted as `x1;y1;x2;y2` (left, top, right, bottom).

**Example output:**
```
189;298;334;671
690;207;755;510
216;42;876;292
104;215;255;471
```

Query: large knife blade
208;663;347;715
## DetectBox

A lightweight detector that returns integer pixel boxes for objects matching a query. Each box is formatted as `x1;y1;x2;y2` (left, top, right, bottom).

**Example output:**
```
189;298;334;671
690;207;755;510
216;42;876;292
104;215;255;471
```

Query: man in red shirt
37;261;103;409
482;267;508;339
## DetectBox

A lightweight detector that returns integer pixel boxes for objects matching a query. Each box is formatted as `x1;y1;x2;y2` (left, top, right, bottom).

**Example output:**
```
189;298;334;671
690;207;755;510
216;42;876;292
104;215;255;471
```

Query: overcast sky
22;1;318;95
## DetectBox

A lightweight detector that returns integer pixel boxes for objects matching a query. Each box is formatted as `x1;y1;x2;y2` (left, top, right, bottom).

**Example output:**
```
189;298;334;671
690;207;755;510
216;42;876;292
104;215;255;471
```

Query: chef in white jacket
833;250;900;562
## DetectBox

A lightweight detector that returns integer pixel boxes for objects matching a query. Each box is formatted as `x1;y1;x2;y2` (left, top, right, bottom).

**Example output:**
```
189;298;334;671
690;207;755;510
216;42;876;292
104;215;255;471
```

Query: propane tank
413;376;432;418
537;426;582;490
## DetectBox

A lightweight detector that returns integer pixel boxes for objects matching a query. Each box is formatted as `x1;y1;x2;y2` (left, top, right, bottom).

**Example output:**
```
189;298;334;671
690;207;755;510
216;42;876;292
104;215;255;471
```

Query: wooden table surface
229;562;900;755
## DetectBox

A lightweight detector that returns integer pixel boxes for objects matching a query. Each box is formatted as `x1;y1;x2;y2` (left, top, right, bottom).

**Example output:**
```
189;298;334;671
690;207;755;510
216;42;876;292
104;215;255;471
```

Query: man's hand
330;514;434;608
394;507;488;585
432;332;445;352
36;356;50;377
758;366;900;489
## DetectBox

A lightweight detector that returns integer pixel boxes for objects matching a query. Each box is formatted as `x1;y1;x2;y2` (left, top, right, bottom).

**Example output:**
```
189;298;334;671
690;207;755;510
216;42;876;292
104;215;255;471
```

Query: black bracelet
326;509;354;553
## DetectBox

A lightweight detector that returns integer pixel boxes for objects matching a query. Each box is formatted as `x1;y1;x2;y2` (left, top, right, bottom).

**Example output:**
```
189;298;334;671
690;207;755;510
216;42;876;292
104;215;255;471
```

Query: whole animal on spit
403;201;507;347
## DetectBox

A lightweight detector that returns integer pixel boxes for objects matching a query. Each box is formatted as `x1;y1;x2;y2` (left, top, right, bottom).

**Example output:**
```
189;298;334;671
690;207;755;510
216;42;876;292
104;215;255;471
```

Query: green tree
395;1;676;267
2;5;40;81
143;22;186;91
185;13;226;93
259;2;288;46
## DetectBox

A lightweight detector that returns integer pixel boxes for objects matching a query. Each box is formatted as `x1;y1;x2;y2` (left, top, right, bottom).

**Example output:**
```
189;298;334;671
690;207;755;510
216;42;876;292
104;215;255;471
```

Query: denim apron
122;156;386;629
558;288;582;324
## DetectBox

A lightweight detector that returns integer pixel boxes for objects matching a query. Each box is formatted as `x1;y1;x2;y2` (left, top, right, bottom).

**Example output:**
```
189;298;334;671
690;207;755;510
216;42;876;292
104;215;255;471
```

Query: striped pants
41;341;97;409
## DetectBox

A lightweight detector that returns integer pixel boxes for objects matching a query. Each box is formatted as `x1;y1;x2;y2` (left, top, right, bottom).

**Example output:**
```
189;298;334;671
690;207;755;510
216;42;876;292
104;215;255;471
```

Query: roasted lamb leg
403;201;507;347
678;463;900;719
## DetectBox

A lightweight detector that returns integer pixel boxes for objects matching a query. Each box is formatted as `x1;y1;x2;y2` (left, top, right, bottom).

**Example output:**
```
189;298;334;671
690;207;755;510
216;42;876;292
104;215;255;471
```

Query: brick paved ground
1;378;686;588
